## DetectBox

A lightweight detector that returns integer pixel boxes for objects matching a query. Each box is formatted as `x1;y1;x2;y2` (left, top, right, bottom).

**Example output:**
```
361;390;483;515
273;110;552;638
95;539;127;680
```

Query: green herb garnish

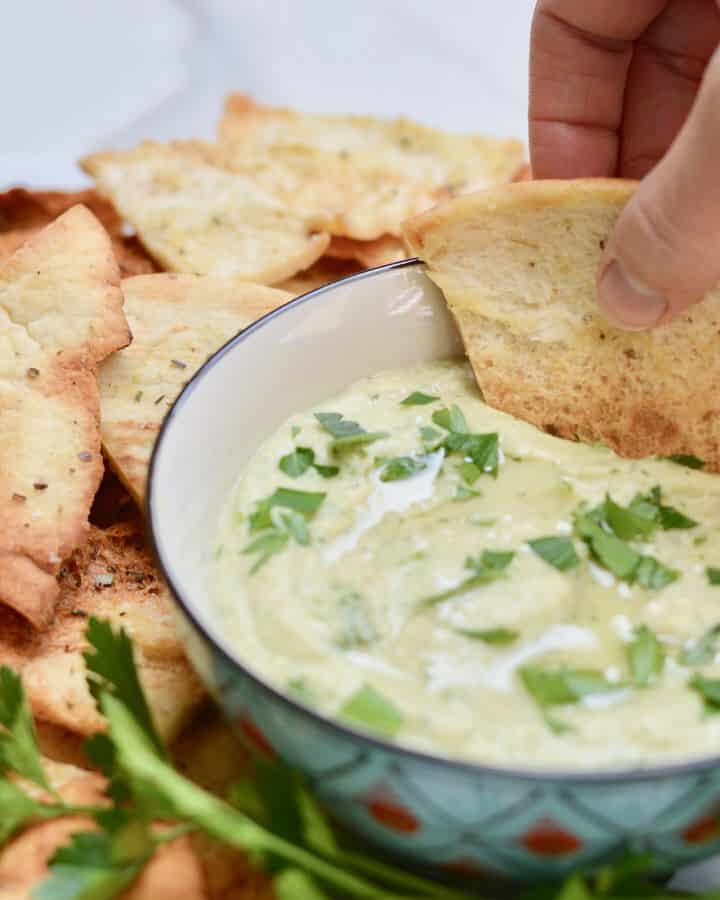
520;665;619;732
315;412;388;452
249;488;326;532
707;568;720;585
380;456;428;482
422;550;514;607
454;484;480;501
689;674;720;714
628;625;665;687
455;627;519;645
458;461;482;485
663;454;705;469
633;556;680;590
419;425;442;444
400;391;438;406
528;537;580;571
243;531;290;573
338;684;403;737
279;447;339;479
432;405;467;434
680;626;720;667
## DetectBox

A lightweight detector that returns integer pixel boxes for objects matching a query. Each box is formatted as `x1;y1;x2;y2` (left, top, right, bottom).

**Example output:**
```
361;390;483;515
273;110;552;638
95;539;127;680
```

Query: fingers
529;0;667;178
598;47;720;329
619;0;720;178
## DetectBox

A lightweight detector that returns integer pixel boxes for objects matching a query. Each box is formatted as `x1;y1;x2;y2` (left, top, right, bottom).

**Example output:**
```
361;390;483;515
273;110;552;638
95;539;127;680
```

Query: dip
212;361;720;769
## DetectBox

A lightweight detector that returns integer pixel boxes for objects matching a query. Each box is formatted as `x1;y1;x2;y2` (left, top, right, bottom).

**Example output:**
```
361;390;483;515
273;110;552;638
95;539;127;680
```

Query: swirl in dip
212;361;720;769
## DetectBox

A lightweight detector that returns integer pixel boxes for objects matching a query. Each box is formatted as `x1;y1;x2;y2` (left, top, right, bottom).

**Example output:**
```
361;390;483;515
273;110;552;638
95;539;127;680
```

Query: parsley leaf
0;777;42;844
432;405;468;434
419;425;442;445
380;456;428;482
313;464;340;479
520;666;619;731
421;550;514;607
707;568;720;585
250;488;326;531
0;667;50;789
315;412;388;452
463;433;500;477
84;618;167;761
528;537;580;572
628;625;665;687
338;685;403;737
689;674;720;715
458;461;482;485
275;869;332;900
634;555;680;590
680;625;720;667
663;454;705;469
243;531;289;573
400;391;438;406
279;447;315;477
454;484;479;501
455;627;519;645
605;494;657;540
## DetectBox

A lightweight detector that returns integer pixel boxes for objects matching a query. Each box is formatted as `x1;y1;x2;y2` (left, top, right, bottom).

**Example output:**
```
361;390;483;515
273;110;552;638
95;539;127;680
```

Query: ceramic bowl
148;260;720;882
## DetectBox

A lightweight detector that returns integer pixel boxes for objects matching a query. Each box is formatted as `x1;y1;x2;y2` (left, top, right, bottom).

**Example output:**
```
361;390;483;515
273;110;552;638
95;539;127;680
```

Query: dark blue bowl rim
147;258;720;784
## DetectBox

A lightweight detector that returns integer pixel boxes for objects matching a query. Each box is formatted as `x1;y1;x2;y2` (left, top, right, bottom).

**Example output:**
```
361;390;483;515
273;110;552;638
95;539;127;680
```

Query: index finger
529;0;667;178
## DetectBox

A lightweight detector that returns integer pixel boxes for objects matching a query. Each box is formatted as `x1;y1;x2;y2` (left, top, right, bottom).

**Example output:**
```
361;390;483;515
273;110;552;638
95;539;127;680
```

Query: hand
530;0;720;330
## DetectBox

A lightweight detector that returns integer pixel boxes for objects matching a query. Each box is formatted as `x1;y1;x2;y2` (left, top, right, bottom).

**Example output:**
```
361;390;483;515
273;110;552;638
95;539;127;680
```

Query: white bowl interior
149;262;464;649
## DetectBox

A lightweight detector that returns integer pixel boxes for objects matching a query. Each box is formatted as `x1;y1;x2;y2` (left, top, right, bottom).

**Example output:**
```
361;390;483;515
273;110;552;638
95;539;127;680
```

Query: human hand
530;0;720;330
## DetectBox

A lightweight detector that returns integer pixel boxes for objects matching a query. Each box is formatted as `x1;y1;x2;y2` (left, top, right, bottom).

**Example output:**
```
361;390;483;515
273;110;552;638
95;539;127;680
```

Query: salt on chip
0;206;130;629
81;141;330;284
217;92;526;240
0;517;204;742
100;274;291;503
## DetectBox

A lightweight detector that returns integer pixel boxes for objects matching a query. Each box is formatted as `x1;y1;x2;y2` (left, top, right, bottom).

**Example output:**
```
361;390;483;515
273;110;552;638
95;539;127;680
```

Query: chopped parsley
432;405;468;434
454;484;479;501
315;412;388;452
249;488;326;532
707;568;720;585
279;447;339;479
419;425;442;444
689;674;720;715
421;550;514;607
244;489;326;572
680;625;720;667
628;625;664;687
458;461;482;485
455;627;518;645
243;531;289;574
520;665;619;732
663;454;705;470
338;684;403;736
528;537;580;572
380;456;428;482
400;391;438;406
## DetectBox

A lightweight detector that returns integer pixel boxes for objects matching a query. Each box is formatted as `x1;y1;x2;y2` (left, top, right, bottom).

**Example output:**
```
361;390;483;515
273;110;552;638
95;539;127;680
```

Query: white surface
0;0;533;188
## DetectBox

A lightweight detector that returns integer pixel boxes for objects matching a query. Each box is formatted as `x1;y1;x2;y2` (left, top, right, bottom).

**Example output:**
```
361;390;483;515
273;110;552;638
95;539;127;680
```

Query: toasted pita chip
0;187;156;277
0;763;207;899
403;179;720;467
275;256;362;296
0;516;204;741
326;234;407;268
217;93;526;240
0;206;130;628
99;274;290;503
82;141;330;284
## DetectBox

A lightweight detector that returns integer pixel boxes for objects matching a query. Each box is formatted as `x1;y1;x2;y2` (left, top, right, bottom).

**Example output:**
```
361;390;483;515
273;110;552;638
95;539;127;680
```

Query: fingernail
598;260;668;331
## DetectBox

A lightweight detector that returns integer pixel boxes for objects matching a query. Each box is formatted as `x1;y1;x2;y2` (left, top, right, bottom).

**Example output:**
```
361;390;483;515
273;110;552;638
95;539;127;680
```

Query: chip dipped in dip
212;360;720;769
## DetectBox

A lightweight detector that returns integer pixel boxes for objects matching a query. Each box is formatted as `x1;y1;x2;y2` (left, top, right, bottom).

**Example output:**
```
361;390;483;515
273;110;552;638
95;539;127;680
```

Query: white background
0;0;533;188
1;0;718;890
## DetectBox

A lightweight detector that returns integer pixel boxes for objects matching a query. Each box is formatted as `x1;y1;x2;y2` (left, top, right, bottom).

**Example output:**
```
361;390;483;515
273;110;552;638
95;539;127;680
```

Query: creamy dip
212;361;720;769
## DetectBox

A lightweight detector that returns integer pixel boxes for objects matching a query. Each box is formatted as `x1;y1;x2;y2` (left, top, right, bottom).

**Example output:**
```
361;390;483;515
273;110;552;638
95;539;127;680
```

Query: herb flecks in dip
212;361;720;769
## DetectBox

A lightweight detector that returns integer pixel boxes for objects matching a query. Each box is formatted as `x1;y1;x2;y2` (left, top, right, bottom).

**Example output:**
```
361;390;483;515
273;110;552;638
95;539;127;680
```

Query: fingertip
597;258;668;330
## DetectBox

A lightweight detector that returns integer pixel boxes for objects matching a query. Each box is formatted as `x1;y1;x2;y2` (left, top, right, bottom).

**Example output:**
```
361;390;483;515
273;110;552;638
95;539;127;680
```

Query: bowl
147;260;720;882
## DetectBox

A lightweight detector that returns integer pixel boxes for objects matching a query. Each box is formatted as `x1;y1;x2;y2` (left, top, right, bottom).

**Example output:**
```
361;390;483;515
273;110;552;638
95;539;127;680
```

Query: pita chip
218;93;526;240
82;141;330;284
0;187;156;277
326;234;408;268
99;273;290;503
0;205;130;628
403;179;720;468
0;516;204;742
275;256;362;296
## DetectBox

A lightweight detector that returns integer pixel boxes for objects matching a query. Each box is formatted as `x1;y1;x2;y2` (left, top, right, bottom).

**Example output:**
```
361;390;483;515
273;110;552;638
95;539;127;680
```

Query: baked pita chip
82;141;329;284
0;516;204;741
0;206;130;628
0;187;156;277
99;274;290;503
403;179;720;467
275;256;362;296
0;762;207;899
217;93;526;240
326;234;407;268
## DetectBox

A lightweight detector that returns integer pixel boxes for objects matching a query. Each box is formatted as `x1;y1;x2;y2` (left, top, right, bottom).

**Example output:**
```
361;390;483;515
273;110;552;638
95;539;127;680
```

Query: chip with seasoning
0;206;130;628
99;273;291;503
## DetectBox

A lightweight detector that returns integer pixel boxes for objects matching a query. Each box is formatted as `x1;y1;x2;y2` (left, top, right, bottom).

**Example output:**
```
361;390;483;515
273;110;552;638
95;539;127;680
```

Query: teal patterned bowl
147;261;720;882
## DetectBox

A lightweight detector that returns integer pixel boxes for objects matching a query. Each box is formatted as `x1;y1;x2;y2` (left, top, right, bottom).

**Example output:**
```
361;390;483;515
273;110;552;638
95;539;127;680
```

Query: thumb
597;46;720;331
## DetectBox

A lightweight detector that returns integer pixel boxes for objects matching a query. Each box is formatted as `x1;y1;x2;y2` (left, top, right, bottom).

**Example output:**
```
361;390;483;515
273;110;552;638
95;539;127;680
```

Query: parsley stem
337;848;473;899
152;823;196;844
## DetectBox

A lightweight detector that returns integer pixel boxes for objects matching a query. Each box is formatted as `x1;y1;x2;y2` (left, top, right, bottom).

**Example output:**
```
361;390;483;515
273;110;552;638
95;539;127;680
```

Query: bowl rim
147;258;720;784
